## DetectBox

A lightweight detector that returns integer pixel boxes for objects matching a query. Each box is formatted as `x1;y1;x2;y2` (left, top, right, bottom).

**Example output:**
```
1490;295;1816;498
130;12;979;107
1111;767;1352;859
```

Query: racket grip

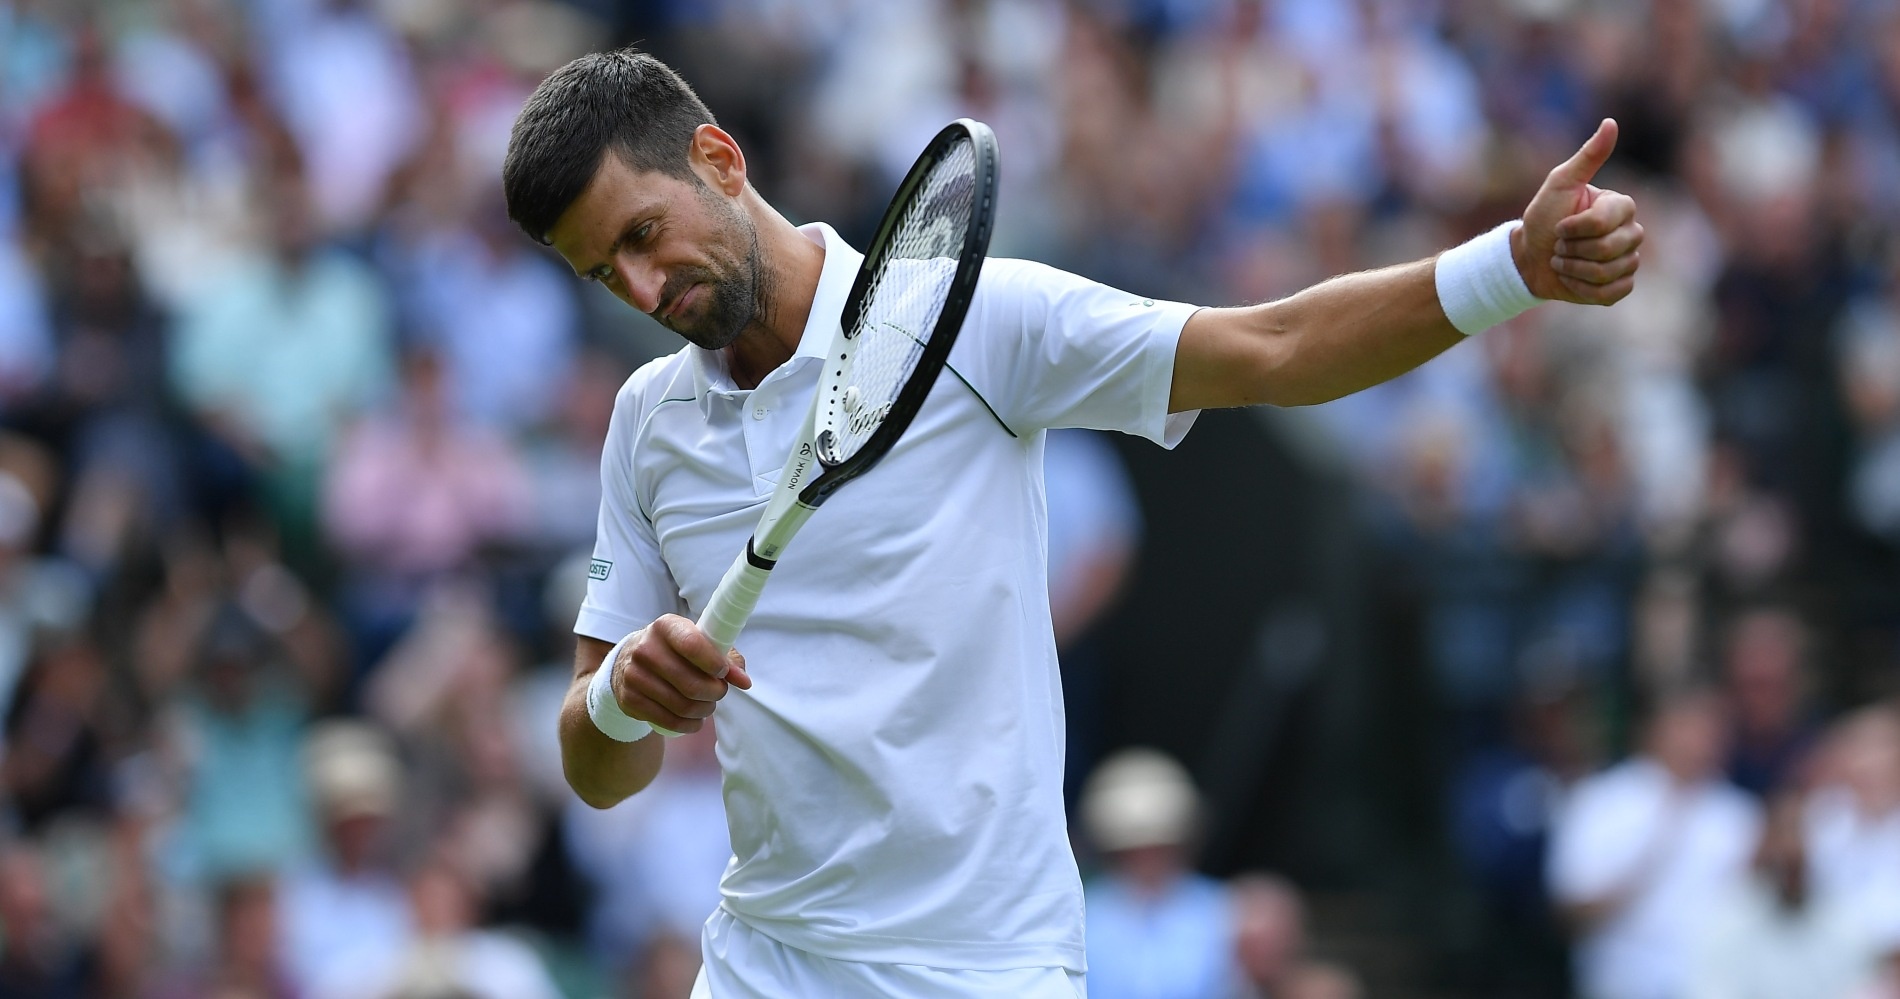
697;542;774;657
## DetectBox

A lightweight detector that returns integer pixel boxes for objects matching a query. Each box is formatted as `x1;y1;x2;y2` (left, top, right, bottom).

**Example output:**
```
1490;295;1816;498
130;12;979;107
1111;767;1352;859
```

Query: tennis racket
694;118;999;661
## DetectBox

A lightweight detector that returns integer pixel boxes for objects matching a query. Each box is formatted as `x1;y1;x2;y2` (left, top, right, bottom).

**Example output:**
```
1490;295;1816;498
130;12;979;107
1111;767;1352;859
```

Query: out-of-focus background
1;0;1899;996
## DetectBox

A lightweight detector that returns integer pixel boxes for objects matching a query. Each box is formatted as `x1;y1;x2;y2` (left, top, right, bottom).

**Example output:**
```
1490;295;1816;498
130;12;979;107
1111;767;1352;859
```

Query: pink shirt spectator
323;412;529;579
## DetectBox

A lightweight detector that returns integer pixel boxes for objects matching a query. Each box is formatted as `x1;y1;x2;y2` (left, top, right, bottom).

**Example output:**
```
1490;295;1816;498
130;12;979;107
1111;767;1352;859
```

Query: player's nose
613;257;666;315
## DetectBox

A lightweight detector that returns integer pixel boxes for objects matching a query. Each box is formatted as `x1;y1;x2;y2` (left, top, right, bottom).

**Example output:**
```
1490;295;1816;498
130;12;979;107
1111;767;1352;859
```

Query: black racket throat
744;537;776;571
798;119;1000;509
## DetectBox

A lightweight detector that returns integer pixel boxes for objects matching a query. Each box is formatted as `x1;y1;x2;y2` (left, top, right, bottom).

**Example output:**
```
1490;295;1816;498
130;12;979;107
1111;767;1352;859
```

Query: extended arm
1170;120;1642;413
1171;258;1459;410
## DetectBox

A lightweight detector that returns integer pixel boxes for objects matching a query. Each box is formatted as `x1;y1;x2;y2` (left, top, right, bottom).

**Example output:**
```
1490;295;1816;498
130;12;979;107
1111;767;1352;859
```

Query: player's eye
586;264;613;283
634;223;654;243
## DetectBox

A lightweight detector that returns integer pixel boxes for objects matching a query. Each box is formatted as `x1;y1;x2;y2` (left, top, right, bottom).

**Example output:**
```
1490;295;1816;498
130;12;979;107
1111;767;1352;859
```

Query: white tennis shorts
690;907;1087;999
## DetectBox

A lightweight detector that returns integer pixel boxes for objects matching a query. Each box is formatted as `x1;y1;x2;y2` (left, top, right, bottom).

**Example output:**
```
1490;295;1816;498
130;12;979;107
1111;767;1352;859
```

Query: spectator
1721;606;1820;797
1805;705;1900;943
164;604;318;881
6;1;1900;993
1549;687;1761;999
31;228;193;576
1081;748;1236;999
0;467;87;726
1861;952;1900;999
0;232;52;415
1836;269;1900;544
1045;427;1142;803
146;875;297;999
516;350;620;555
1688;791;1884;999
19;20;168;251
323;348;530;672
1281;961;1365;999
1;637;116;832
564;721;728;996
0;839;94;997
1046;428;1143;649
320;859;560;999
277;721;413;998
366;585;550;915
1227;873;1306;999
171;167;394;546
262;0;423;235
400;204;582;437
1451;671;1597;996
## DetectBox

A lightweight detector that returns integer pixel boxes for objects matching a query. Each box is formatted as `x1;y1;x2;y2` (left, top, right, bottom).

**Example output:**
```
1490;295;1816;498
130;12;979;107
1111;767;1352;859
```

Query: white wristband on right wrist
1435;221;1543;336
586;634;654;743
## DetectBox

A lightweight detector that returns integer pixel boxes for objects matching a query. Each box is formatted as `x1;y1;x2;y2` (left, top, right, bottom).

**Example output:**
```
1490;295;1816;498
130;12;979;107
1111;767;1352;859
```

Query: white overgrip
693;372;826;663
697;547;773;656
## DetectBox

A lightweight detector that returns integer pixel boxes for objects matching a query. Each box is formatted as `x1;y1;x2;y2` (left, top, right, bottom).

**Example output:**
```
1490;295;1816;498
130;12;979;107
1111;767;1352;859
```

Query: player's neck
724;200;826;390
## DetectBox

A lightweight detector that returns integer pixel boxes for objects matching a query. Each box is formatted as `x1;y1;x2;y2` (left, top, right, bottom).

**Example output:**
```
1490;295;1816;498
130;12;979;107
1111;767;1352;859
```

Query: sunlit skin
545;123;826;390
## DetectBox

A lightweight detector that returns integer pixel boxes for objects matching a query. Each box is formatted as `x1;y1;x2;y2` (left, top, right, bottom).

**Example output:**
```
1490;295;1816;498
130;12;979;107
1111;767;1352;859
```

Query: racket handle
697;542;774;657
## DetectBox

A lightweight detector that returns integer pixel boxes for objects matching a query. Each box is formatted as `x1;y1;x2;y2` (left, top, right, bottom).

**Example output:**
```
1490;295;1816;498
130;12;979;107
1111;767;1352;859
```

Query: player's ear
690;124;747;197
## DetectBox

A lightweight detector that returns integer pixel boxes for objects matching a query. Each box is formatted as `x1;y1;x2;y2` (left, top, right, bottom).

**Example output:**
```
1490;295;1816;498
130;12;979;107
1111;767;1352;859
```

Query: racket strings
822;139;977;463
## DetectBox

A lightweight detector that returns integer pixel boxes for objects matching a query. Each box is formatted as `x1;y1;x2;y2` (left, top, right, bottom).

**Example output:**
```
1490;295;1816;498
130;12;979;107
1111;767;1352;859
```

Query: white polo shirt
575;222;1199;973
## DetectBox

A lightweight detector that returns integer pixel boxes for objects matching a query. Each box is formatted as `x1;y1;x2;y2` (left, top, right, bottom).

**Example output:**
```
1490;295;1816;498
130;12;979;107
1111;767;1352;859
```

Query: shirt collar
691;222;863;416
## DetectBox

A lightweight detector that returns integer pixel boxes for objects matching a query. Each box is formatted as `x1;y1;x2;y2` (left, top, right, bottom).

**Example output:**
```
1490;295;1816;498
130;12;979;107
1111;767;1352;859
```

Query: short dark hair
502;49;717;243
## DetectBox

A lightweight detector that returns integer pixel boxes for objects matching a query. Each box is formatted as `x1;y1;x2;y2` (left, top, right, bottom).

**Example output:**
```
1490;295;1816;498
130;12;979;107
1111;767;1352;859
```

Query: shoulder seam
943;362;1017;439
627;393;702;521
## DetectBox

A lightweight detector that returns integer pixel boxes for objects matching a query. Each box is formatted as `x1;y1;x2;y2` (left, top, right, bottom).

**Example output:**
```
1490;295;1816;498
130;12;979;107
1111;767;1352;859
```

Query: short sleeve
951;259;1202;446
574;389;686;643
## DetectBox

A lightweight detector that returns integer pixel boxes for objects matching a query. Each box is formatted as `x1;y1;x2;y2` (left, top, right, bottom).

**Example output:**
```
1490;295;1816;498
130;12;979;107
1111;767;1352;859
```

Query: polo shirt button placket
742;392;776;488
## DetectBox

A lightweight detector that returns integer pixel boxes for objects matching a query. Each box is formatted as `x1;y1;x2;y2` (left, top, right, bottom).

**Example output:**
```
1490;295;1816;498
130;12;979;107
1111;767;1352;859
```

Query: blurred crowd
0;0;1897;997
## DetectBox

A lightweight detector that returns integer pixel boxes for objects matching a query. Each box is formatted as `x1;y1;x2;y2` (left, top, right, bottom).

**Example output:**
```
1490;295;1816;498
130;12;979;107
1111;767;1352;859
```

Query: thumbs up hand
1512;119;1644;306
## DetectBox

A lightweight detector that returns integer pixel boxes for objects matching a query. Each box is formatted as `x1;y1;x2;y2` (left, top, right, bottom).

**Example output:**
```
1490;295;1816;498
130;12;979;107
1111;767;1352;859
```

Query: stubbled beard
664;201;769;352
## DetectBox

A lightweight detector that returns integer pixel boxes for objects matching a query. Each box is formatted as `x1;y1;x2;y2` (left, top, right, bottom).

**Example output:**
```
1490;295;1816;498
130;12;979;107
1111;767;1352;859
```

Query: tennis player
503;50;1642;999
